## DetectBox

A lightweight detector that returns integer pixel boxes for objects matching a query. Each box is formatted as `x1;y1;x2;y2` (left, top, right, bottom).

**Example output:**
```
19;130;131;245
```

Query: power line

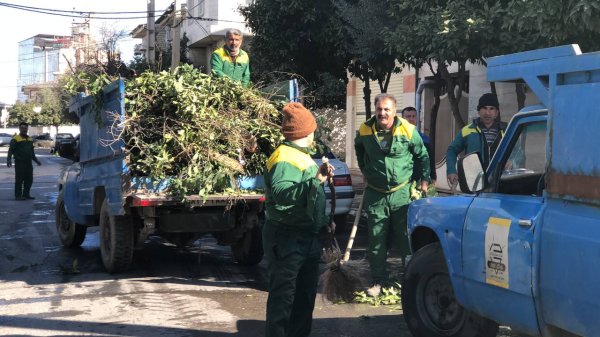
0;2;168;20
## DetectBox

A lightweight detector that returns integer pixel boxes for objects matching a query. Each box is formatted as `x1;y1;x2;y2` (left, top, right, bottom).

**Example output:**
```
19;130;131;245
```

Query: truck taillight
332;175;352;187
131;198;159;207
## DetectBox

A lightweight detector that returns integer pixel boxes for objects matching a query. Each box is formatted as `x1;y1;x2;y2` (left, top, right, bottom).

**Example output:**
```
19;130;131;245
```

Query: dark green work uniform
354;116;429;282
210;47;250;87
263;141;328;337
7;134;38;199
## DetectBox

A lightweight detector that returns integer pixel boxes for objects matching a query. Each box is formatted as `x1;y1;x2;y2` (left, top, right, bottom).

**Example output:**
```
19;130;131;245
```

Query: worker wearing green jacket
263;102;333;337
446;93;507;188
210;28;250;87
7;122;42;200
355;93;430;296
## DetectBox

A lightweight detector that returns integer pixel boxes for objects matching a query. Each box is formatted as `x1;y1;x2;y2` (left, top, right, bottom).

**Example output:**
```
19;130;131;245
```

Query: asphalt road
0;146;523;337
0;146;408;337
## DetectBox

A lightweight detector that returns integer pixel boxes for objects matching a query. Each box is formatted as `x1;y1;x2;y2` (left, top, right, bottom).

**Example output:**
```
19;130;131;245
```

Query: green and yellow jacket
210;47;250;87
7;134;37;164
264;141;328;234
446;118;507;175
354;116;430;193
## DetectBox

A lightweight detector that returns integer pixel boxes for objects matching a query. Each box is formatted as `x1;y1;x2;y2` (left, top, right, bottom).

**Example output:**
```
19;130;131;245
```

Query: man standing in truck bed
354;93;430;296
210;28;250;87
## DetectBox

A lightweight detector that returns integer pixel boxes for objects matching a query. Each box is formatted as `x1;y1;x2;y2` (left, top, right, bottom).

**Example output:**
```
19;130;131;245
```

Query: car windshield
56;134;73;139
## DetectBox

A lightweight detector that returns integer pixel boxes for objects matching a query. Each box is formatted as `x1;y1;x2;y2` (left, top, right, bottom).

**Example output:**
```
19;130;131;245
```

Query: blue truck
55;80;264;273
402;44;600;337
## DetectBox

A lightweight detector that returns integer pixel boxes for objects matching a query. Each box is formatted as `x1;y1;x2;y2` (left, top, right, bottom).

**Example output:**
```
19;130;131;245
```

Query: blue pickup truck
402;44;600;337
56;80;264;273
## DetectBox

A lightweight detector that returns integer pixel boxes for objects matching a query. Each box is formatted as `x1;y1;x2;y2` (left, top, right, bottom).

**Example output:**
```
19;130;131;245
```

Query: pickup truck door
461;117;547;336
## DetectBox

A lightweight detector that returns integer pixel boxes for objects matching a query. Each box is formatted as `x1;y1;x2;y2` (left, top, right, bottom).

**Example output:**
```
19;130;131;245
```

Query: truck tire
231;225;263;265
56;195;87;247
99;200;134;273
402;242;499;337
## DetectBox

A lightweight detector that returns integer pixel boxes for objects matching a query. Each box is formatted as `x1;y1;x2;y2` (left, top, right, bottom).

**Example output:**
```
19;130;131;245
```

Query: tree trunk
378;71;392;93
429;80;442;167
516;83;526;111
439;62;466;128
363;73;372;120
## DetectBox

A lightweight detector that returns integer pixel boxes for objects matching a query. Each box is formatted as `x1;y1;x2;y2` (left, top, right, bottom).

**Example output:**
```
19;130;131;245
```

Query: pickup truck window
498;121;547;196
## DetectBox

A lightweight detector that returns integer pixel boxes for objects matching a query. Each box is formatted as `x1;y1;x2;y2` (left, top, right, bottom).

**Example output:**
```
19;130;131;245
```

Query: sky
0;0;173;105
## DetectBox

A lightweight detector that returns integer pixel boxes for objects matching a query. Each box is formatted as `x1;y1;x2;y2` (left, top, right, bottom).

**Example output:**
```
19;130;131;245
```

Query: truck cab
402;45;600;337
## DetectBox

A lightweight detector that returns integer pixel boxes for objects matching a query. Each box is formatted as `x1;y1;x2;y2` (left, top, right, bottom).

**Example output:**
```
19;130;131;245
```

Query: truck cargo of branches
56;79;272;273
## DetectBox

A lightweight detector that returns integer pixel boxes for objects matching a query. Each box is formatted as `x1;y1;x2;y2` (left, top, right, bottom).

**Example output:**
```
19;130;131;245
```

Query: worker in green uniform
210;28;250;87
7;122;42;200
354;93;429;296
263;102;333;337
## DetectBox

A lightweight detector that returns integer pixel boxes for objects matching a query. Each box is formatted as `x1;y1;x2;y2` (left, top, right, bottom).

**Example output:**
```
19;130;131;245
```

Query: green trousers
364;186;411;283
263;223;321;337
14;161;33;198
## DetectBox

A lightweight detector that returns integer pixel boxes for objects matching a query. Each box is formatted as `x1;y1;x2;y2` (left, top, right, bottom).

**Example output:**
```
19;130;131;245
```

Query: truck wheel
99;200;134;273
402;243;499;337
231;225;263;265
56;195;87;247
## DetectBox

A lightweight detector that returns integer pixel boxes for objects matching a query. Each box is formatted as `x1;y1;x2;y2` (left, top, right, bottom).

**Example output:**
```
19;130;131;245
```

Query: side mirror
458;152;485;193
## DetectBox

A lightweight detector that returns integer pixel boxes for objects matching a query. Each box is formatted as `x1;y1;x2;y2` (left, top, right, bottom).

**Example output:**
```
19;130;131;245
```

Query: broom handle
343;193;364;262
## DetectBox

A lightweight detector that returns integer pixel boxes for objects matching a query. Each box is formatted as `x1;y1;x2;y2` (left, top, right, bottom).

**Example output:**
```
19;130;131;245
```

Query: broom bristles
320;259;369;303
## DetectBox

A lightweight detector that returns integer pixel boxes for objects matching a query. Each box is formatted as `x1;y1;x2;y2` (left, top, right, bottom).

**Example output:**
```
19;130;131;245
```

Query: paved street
0;146;523;337
0;146;408;337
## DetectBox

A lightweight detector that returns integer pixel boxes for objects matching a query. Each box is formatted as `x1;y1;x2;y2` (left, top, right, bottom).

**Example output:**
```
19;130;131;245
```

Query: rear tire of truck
402;242;499;337
99;200;134;273
231;225;263;265
56;195;87;247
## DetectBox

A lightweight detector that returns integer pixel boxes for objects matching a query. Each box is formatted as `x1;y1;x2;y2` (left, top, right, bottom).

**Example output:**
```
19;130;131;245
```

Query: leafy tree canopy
241;0;352;107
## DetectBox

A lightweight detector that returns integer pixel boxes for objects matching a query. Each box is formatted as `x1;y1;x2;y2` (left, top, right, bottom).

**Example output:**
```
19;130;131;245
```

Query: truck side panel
69;80;127;217
539;199;600;336
547;82;600;206
408;196;473;302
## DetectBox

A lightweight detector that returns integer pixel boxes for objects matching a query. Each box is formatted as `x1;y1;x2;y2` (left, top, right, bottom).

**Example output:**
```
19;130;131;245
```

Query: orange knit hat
281;102;317;140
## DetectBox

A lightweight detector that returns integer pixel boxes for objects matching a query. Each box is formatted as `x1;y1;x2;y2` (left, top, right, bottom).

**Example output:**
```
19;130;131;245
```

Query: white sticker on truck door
485;217;511;288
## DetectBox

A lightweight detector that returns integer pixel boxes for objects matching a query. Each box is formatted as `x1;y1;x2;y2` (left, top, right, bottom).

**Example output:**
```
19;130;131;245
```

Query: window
497;121;547;196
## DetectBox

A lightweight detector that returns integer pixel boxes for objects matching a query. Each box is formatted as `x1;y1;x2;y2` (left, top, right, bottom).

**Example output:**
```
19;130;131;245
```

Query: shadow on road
0;314;405;337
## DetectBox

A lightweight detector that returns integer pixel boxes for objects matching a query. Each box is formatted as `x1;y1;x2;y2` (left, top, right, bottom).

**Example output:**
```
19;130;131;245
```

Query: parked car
0;133;12;146
52;133;75;154
312;143;355;232
33;133;54;148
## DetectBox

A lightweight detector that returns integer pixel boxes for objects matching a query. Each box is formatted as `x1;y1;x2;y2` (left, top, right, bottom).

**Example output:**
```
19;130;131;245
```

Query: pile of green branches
68;64;283;198
123;65;282;197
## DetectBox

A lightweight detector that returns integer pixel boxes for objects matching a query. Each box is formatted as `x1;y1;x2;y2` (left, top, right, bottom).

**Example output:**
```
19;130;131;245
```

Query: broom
320;177;368;303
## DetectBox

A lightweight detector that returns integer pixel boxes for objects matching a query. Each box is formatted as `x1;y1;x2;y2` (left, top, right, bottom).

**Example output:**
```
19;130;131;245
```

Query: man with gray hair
354;93;430;296
210;28;250;87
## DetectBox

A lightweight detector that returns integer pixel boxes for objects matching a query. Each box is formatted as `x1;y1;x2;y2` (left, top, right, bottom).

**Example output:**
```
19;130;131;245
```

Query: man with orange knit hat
263;102;333;337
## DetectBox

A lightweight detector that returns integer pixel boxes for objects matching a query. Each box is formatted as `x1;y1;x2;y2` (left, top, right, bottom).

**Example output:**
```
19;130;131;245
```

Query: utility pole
147;0;156;64
171;0;182;70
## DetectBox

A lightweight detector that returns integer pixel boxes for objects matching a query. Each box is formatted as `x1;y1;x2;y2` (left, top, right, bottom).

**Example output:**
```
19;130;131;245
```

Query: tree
337;0;401;119
8;102;39;126
97;23;132;77
240;0;351;107
504;0;600;53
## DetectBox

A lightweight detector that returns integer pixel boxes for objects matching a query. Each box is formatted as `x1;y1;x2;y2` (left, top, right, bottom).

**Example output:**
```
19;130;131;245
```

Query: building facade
346;63;541;191
17;34;74;102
